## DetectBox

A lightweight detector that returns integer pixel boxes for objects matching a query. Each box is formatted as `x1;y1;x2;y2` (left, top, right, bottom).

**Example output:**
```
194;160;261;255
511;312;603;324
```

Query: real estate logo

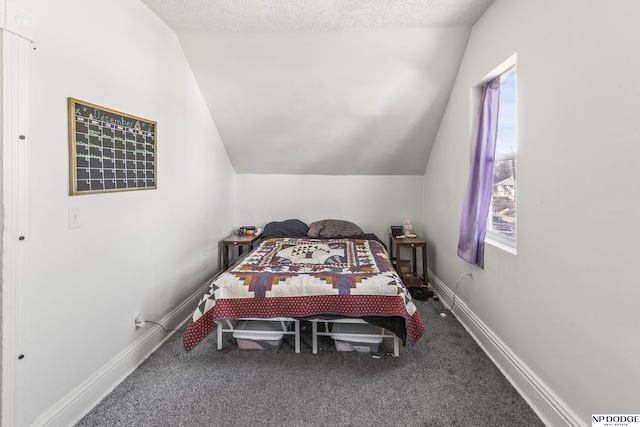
592;414;640;427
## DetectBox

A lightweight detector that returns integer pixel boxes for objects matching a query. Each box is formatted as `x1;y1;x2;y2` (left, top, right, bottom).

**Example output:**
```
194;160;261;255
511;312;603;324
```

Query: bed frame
215;317;400;356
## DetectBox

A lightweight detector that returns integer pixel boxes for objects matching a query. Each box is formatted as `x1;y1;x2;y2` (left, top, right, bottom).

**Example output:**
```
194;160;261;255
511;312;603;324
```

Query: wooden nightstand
222;233;260;270
388;233;428;288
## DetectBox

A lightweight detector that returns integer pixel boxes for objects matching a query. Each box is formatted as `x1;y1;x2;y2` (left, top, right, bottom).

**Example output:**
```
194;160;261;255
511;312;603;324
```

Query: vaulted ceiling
140;0;495;175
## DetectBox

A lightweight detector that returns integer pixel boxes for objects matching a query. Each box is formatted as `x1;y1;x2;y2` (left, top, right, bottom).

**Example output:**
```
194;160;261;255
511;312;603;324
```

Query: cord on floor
144;320;186;333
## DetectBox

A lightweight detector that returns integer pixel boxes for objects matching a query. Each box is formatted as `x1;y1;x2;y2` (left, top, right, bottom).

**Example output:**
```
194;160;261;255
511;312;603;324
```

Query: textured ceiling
140;0;496;175
141;0;495;32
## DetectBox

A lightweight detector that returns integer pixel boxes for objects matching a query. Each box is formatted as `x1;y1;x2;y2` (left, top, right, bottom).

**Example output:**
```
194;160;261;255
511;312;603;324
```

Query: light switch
68;207;81;229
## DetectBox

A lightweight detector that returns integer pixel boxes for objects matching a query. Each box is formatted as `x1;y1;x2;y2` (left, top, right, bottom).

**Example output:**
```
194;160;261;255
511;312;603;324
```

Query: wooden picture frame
68;98;157;195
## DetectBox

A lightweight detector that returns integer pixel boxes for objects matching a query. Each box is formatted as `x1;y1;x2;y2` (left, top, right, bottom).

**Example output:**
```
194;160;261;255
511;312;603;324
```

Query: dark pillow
307;219;364;238
262;219;309;238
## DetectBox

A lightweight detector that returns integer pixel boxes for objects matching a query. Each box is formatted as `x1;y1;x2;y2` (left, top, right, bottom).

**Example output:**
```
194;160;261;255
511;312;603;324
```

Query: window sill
485;233;517;255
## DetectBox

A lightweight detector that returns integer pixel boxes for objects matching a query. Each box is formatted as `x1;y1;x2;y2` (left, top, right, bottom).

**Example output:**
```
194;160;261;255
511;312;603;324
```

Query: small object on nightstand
402;219;413;236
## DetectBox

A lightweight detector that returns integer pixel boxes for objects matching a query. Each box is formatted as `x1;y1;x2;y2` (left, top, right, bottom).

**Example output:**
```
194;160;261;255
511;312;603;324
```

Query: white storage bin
232;320;287;350
330;322;383;353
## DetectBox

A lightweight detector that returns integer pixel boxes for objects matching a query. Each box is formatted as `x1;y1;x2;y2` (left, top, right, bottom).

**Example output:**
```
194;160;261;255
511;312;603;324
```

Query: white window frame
481;56;517;254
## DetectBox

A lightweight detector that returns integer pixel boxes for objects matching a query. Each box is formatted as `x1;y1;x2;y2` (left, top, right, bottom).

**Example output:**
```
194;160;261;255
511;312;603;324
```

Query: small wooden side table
388;233;428;287
222;234;260;270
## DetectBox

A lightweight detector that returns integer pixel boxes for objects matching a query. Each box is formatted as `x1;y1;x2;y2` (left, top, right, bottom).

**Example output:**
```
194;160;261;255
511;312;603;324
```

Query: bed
183;219;424;355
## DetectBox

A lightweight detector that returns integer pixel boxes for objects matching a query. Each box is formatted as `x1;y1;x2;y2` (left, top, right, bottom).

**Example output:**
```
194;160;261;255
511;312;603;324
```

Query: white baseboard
33;279;213;427
429;271;585;427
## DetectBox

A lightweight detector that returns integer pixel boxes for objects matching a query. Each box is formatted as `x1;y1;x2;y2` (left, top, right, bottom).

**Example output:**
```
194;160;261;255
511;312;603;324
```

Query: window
457;58;516;268
487;68;517;246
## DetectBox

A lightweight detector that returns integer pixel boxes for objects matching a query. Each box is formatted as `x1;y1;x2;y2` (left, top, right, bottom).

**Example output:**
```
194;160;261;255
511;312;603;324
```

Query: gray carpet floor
76;298;544;427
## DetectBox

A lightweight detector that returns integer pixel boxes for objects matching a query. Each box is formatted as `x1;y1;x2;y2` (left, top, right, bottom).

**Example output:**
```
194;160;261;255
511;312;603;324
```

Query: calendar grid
68;98;156;195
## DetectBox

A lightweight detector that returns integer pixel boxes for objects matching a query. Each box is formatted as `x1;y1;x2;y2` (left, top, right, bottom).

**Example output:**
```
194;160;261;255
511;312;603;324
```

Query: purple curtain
457;78;501;268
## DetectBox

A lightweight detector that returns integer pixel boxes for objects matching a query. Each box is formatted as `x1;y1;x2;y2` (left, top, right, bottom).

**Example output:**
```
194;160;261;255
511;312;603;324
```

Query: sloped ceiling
141;0;495;175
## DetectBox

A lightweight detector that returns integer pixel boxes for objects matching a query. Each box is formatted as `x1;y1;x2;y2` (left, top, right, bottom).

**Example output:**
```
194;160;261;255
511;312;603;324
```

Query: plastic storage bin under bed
231;319;289;350
330;322;384;353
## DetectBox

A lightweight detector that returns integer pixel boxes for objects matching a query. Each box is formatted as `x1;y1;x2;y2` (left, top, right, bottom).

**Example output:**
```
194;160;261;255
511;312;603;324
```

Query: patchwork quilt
183;237;424;351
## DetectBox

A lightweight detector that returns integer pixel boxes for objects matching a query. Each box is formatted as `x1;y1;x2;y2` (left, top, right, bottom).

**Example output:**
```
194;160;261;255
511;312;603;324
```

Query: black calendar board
68;98;157;195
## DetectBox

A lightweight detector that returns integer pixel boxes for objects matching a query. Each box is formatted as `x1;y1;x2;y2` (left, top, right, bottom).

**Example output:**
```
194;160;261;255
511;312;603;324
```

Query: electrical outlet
133;312;145;330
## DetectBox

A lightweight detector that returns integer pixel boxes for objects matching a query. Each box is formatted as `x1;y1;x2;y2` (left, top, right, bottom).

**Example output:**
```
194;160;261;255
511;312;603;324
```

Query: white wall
423;0;640;425
236;174;423;243
4;0;236;424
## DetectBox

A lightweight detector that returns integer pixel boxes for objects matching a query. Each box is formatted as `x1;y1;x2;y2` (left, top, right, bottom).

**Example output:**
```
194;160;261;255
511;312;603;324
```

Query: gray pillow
307;219;364;238
262;219;309;238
